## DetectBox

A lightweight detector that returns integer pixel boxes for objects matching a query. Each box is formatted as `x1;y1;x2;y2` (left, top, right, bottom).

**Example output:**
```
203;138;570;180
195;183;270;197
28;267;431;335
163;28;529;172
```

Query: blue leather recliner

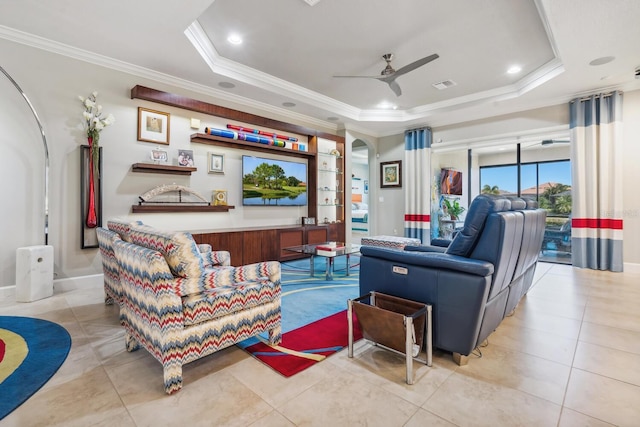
359;195;546;363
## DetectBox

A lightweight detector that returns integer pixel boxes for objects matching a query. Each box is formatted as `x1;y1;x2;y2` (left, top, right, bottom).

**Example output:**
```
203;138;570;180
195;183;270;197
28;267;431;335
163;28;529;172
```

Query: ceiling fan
334;53;439;97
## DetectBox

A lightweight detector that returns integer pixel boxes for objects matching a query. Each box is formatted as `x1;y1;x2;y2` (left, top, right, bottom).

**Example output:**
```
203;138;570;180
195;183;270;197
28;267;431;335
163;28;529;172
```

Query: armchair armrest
200;250;231;267
360;246;493;277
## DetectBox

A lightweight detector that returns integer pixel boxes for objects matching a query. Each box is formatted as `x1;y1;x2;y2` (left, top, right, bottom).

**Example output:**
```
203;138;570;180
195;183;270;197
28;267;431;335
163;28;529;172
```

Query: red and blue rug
239;256;363;376
0;316;71;420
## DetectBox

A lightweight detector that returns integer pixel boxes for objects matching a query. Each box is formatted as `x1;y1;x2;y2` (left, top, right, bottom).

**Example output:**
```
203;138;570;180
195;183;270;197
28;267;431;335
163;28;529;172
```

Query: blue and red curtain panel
404;128;431;243
570;91;624;271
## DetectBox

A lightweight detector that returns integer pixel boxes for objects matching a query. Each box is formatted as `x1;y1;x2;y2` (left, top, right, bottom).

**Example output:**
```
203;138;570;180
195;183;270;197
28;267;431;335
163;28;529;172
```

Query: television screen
440;169;463;195
242;155;308;206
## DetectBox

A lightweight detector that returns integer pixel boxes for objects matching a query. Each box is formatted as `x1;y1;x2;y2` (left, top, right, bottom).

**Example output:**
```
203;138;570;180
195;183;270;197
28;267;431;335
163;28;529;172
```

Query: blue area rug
0;316;71;420
239;255;360;347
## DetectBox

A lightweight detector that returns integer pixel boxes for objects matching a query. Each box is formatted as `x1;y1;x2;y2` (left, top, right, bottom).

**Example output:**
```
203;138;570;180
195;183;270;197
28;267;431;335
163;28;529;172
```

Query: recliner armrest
404;245;446;253
429;238;453;248
360;246;493;277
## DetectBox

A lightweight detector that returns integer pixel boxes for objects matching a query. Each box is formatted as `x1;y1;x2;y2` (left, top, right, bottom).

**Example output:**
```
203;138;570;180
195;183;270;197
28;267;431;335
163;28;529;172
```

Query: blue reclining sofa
359;195;546;364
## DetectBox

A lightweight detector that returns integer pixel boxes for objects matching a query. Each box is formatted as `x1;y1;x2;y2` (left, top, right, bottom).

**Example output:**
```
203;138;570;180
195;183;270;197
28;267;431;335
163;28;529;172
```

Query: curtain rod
404;126;431;134
570;90;622;103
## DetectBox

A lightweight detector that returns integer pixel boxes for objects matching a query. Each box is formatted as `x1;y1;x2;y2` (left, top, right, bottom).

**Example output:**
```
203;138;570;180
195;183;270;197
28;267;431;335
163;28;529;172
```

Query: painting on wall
380;160;402;188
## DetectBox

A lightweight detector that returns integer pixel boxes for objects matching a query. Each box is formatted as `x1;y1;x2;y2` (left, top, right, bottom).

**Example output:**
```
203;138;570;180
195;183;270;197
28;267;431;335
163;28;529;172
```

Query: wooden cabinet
193;225;332;264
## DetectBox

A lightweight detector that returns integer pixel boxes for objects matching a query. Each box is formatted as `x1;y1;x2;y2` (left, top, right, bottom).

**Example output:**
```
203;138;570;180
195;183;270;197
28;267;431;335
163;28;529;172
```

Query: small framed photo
138;107;170;145
302;217;316;225
208;152;225;174
380;160;402;188
150;148;168;163
177;149;194;167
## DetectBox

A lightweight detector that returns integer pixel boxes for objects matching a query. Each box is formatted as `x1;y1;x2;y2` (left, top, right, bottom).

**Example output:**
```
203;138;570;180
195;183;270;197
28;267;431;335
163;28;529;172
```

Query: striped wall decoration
569;91;624;271
404;128;431;243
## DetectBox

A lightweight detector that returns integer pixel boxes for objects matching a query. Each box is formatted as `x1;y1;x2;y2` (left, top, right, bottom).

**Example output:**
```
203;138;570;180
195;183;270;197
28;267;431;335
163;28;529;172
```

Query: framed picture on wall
138;107;170;144
208;152;225;173
380;160;402;188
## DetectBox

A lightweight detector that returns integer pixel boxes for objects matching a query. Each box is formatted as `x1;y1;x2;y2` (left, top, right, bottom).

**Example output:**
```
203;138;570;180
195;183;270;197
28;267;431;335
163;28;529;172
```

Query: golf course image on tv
242;155;307;206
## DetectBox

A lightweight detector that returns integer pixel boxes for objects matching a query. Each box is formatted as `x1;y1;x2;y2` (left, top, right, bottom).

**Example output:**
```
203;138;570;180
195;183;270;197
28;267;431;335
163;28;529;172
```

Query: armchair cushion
127;226;205;280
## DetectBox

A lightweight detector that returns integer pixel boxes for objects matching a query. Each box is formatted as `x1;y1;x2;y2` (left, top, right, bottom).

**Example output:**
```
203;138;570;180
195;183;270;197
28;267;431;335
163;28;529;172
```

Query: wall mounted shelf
132;163;197;175
190;133;315;159
131;205;235;213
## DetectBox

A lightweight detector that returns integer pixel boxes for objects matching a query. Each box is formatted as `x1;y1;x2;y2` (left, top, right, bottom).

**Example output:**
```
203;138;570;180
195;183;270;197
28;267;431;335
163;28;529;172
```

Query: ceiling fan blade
541;139;570;145
393;53;439;77
388;80;402;97
333;75;384;79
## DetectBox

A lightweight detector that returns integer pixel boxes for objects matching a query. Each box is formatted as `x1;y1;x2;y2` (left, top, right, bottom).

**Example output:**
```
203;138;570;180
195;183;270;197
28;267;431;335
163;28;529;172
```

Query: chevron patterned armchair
104;221;282;394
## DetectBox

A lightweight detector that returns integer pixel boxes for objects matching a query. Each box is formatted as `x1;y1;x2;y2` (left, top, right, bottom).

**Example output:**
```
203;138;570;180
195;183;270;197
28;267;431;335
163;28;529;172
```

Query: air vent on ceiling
432;80;457;90
302;0;322;5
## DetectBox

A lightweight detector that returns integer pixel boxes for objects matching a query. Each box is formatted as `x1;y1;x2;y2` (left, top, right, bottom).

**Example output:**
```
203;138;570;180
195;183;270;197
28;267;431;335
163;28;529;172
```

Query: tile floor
1;262;640;426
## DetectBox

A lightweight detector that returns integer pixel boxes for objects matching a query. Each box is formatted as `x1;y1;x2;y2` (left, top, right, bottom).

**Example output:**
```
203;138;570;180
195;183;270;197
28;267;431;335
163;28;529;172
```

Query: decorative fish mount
138;184;209;206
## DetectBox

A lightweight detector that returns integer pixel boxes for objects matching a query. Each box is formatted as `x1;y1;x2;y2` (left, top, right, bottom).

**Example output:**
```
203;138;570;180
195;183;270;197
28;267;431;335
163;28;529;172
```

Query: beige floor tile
579;321;640;355
3;366;127;427
126;370;273;427
456;343;570;404
564;368;640;427
423;372;562;426
573;341;640;386
583;306;640;333
277;371;420;427
330;343;457;406
558;408;616;426
404;408;458;427
248;410;296;427
228;351;338;409
487;321;577;366
517;292;586;320
505;306;582;340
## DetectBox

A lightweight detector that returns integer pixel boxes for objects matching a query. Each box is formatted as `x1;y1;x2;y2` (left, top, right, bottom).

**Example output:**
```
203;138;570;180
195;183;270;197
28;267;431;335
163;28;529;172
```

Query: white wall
622;90;640;265
0;39;335;288
375;134;405;236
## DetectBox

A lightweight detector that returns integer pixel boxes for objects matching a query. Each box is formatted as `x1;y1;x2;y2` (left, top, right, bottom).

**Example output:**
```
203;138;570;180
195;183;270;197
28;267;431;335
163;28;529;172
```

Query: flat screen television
440;169;463;195
242;155;308;206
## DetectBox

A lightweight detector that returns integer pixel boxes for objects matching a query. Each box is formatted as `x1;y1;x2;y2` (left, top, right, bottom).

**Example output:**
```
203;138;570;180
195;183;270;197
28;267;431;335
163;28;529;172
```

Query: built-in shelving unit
130;85;345;242
132;205;234;213
132;163;196;175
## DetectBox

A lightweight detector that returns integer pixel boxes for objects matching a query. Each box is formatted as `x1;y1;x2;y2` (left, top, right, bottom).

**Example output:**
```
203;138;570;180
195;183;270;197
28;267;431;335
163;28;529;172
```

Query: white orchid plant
79;91;115;163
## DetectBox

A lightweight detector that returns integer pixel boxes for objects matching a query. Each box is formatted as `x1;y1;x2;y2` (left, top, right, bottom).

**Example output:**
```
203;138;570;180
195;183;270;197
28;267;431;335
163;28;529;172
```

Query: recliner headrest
445;195;511;257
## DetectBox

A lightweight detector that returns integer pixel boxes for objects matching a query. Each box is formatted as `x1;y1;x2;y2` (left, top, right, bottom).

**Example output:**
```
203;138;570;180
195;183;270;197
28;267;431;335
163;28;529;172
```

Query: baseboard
624;262;640;274
0;274;103;302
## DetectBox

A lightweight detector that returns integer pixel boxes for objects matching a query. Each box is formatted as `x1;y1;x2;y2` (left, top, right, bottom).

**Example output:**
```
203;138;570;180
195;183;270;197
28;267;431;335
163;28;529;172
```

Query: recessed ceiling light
218;81;235;89
227;34;243;45
327;116;339;121
282;102;296;107
589;56;615;66
377;102;397;109
507;65;522;74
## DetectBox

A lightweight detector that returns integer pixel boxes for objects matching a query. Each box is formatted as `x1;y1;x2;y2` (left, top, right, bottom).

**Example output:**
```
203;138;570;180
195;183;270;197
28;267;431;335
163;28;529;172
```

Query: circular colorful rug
0;316;71;420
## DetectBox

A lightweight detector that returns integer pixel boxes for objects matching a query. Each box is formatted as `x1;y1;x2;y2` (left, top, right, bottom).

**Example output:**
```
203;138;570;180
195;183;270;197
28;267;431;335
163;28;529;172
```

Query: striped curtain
404;128;431;243
570;91;623;271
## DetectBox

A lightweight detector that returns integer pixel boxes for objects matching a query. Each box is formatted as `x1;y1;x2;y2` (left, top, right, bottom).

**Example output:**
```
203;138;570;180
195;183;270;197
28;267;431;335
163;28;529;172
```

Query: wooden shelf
132;163;197;175
132;205;235;213
190;133;315;159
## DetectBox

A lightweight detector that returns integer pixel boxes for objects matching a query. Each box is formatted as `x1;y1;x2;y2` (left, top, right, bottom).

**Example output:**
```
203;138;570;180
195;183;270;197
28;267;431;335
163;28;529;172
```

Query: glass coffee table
284;242;361;280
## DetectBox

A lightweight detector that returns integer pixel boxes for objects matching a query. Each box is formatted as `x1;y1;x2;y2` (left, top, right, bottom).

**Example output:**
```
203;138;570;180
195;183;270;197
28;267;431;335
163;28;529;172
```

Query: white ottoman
361;235;421;250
